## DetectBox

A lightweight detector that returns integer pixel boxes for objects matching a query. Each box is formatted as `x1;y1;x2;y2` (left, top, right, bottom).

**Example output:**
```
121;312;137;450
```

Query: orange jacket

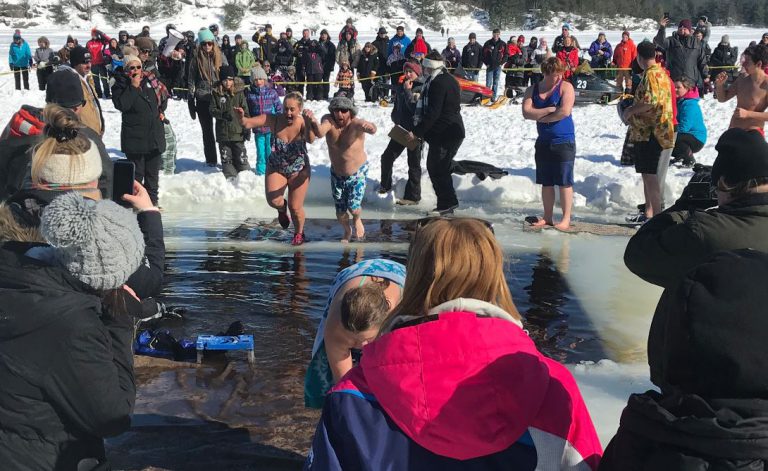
613;39;637;69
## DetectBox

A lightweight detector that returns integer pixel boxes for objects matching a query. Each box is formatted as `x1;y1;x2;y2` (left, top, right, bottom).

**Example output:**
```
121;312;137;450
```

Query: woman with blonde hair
188;28;227;167
306;218;602;470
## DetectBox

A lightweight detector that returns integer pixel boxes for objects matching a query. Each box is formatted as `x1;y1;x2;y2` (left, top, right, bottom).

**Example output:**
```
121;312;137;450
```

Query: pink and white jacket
304;298;602;470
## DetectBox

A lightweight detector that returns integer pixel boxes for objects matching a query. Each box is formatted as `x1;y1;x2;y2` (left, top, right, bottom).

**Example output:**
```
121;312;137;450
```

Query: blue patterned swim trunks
330;162;368;213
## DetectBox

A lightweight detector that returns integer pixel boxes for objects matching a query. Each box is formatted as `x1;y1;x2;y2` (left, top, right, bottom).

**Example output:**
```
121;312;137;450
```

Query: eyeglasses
415;216;495;234
128;65;142;71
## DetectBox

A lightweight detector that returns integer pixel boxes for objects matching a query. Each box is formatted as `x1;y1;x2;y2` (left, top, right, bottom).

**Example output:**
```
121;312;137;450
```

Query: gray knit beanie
40;193;145;290
328;96;358;117
250;65;268;82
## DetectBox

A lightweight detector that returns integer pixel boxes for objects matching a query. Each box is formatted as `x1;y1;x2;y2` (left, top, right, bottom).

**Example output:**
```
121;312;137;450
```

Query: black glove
188;97;196;120
243;128;252;141
221;111;233;121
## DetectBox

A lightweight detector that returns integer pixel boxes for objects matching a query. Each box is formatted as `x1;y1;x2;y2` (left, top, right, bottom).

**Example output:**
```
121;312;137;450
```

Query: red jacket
557;47;580;78
507;43;522;57
86;31;110;66
613;39;637;69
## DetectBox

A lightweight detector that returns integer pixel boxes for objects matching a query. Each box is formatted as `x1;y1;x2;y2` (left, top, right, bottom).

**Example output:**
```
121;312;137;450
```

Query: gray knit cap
328;96;357;117
41;193;145;290
250;65;268;81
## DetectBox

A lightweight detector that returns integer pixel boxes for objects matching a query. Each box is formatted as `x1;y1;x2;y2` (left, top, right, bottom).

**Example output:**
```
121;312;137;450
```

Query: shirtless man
716;44;768;134
304;96;377;242
304;258;406;408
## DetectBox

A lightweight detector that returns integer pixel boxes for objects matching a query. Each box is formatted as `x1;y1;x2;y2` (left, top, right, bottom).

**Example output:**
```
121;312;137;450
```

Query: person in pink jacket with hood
305;217;602;470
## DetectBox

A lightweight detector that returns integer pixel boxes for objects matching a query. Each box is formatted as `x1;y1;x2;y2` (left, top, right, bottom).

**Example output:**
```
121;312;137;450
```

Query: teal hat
198;29;215;43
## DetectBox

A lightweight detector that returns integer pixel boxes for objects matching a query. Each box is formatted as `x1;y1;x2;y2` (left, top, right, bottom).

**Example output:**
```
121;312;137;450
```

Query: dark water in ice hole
107;220;606;470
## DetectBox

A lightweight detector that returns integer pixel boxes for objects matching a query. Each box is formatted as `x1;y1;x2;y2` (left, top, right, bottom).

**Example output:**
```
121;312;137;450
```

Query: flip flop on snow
525;216;542;225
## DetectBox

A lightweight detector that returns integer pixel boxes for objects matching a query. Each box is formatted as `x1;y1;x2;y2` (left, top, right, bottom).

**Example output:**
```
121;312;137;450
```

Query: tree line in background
468;0;768;30
39;0;768;32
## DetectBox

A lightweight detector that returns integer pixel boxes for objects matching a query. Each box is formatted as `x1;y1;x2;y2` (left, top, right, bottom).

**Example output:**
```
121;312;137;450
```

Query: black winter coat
0;241;137;470
710;44;739;67
482;38;507;69
275;39;294;68
112;69;166;154
372;36;389;74
462;41;482;69
391;77;422;130
413;70;465;143
602;249;768;471
624;193;768;289
654;28;709;83
294;38;312;73
258;33;278;64
357;48;379;78
319;39;336;75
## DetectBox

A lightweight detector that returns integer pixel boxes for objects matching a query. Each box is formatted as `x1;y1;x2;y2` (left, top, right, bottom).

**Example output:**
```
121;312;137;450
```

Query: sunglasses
332;108;351;114
415;216;495;234
140;48;151;54
128;65;142;71
203;42;214;46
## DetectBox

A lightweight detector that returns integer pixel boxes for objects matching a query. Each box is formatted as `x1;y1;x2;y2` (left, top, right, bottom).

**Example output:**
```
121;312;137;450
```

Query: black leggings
672;133;704;160
196;99;218;165
12;66;29;90
126;151;162;205
426;138;463;210
380;139;423;201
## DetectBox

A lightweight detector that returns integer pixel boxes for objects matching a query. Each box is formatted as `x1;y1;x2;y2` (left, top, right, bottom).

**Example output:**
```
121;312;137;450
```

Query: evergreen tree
48;0;69;25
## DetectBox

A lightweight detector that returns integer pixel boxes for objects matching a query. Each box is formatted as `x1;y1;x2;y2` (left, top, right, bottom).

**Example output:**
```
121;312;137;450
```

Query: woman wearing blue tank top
522;57;576;230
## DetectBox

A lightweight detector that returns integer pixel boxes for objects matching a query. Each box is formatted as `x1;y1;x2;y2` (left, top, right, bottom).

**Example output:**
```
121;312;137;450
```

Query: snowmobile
503;60;624;106
570;58;623;105
374;64;494;107
452;64;494;105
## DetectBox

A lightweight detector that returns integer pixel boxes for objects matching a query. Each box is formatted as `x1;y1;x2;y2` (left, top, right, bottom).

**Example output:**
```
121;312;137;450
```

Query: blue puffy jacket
676;96;707;144
9;40;32;68
588;39;612;68
387;34;411;57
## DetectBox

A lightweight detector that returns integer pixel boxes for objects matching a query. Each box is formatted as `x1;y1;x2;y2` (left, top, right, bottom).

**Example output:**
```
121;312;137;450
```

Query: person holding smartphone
111;54;167;205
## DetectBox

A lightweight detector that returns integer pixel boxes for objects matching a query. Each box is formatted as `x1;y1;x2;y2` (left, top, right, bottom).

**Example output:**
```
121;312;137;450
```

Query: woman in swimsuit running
235;92;315;245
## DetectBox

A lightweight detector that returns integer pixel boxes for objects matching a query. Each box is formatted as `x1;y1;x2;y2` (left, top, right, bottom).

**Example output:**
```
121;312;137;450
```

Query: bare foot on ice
353;218;365;241
554;221;572;231
531;218;554;227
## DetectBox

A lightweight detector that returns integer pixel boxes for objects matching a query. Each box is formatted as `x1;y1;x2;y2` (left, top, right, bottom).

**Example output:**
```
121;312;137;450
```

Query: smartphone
112;160;135;207
663;12;670;19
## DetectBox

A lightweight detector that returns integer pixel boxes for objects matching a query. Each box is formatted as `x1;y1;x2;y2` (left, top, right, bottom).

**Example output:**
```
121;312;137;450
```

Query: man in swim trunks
304;258;406;408
716;44;768;135
304;96;377;242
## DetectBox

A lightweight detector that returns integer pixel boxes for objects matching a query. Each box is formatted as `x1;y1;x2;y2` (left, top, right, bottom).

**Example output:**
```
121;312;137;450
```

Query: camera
680;164;717;207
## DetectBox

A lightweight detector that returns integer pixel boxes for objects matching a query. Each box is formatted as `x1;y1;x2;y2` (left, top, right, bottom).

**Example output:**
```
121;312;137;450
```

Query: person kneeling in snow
671;76;707;167
210;65;251;180
304;218;602;470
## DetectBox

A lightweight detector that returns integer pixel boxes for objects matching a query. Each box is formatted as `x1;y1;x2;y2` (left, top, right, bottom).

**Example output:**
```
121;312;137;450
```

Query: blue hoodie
9;39;32;68
676;94;707;144
387;34;411;57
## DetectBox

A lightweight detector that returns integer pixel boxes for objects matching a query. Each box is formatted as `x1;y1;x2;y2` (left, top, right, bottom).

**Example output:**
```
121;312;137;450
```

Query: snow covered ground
1;23;763;449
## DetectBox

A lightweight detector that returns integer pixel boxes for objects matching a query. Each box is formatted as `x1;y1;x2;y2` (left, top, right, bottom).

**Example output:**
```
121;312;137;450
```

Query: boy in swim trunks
716;44;768;135
304;96;377;242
